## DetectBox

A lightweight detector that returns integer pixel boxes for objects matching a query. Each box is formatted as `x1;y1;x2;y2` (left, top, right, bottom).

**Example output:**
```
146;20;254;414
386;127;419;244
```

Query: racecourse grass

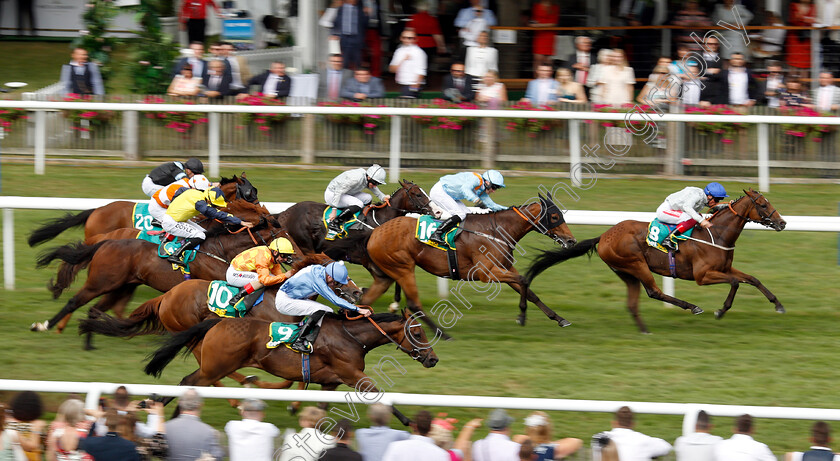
1;162;839;455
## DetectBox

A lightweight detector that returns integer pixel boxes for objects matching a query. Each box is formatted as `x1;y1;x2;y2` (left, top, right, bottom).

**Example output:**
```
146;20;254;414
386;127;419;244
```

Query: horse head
391;180;435;216
335;276;364;304
391;309;439;368
521;193;577;248
742;188;786;231
220;173;259;204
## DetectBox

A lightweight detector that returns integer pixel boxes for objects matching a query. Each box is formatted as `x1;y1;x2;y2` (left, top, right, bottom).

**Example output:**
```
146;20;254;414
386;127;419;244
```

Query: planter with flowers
503;101;558;138
238;94;290;140
684;105;746;145
142;96;208;147
412;99;479;131
318;100;389;149
0;107;27;139
61;94;118;141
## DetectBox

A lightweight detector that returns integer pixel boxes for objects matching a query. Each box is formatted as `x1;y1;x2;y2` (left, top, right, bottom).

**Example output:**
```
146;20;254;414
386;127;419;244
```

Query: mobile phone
149;393;159;402
138;400;147;409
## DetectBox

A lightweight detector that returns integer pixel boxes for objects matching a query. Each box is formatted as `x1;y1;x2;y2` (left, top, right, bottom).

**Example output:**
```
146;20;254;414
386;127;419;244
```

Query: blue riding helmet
704;182;729;199
482;170;505;189
325;261;349;285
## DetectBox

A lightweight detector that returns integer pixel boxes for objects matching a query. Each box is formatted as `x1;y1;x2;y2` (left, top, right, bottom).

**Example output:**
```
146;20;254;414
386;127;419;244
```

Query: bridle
726;194;780;228
392;182;434;215
512;200;568;245
341;309;433;362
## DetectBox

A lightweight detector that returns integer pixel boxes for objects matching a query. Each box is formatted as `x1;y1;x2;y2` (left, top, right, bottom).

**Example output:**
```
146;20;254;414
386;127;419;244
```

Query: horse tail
79;296;165;338
144;318;223;378
526;237;601;283
38;241;108;298
28;209;95;247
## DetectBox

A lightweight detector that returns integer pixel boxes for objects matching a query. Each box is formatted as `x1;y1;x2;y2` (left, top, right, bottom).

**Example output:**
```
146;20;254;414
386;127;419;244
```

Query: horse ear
240;172;247;179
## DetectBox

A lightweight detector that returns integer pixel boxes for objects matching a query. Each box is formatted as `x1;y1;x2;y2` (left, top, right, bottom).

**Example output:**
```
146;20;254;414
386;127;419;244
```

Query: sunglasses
489;184;500;191
402;36;416;40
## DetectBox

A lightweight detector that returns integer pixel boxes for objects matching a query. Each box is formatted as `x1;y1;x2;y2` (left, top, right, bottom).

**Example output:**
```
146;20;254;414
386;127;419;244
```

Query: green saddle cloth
323;206;362;240
646;219;695;252
416;215;459;251
266;321;303;349
136;229;167;245
206;281;251;318
132;203;162;232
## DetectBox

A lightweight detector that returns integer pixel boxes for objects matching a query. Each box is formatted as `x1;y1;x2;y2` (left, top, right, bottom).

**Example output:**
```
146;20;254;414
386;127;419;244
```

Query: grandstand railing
1;378;840;440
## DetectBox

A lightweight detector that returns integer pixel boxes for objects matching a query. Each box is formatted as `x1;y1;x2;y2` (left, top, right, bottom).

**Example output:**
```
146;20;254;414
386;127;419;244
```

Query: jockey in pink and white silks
324;164;391;233
655;182;729;251
428;170;507;245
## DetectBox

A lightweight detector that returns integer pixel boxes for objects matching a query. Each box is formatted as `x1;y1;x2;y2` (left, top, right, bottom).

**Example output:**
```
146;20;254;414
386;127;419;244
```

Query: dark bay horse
359;195;577;339
28;175;258;247
526;189;786;333
144;311;438;424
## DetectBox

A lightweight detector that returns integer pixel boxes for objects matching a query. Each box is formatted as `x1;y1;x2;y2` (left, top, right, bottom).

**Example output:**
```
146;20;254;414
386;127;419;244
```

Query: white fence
1;378;840;438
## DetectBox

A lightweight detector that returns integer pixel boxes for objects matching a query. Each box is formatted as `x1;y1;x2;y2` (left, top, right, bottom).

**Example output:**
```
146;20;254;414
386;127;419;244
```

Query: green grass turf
1;162;839;454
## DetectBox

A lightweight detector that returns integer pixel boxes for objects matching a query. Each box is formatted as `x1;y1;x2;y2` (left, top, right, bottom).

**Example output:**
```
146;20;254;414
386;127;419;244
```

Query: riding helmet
184;158;204;174
366;164;387;185
703;182;729;199
482;170;506;188
204;187;227;207
268;238;295;254
325;261;349;285
189;174;212;191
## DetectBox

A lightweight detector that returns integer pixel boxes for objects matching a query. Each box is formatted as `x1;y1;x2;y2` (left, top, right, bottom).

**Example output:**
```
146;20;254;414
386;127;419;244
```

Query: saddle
645;219;694;253
206;281;264;318
266;321;304;348
323;206;364;240
415;215;461;251
132;203;163;232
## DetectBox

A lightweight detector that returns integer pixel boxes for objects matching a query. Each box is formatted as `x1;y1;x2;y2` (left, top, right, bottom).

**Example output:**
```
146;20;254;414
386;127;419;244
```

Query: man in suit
340;67;385;101
442;62;475;102
332;0;368;70
220;41;249;93
818;0;840;71
172;41;208;80
320;54;354;101
813;70;840;111
202;59;233;99
760;60;785;108
165;389;224;460
59;47;105;96
700;53;758;106
564;36;594;88
80;409;141;460
521;64;559;105
240;61;292;98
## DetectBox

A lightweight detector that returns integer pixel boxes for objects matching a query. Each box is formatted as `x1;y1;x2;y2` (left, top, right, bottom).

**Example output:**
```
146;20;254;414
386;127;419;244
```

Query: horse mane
219;175;239;185
291;254;333;271
709;195;744;220
224;199;270;216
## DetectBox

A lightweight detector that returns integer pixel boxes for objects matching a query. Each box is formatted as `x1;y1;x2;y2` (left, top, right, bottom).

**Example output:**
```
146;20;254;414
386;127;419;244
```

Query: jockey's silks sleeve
280;265;358;311
194;200;242;225
232;247;288;286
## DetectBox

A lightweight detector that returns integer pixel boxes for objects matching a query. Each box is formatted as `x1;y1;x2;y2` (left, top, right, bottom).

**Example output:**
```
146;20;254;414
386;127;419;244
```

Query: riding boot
429;215;462;245
166;237;203;266
238;289;264;316
329;205;362;233
661;231;679;252
289;311;326;353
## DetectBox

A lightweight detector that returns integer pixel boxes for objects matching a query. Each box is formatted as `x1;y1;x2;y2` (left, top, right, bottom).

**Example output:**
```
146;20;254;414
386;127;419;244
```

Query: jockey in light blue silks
274;261;371;353
428;170;507;245
325;164;391;233
656;182;729;251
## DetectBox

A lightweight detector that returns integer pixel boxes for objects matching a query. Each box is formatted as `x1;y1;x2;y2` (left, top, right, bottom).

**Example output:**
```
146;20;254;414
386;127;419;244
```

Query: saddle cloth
266;321;303;349
646;219;694;253
206;280;264;318
132;203;162;232
323;206;363;240
135;229;169;245
415;215;460;251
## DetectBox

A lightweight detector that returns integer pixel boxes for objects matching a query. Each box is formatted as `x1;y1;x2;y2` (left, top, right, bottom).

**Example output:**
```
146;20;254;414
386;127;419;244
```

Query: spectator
179;0;220;44
122;401;168;461
362;0;384;76
442;62;476;102
530;0;560;75
455;0;497;49
780;74;811;107
332;0;367;69
818;0;840;72
167;64;202;97
95;387;165;440
225;399;280;461
241;61;292;99
341;67;385;101
564;36;594;92
714;414;775;461
407;2;447;63
674;410;722;461
428;415;482;460
0;403;27;460
586;48;611;103
381;410;449;461
592;406;672;461
220;42;248;92
5;391;46;461
601;438;620;461
700;35;723;75
671;44;700;78
165;388;224;461
761;60;786;107
464;31;498;81
172;42;208;80
476;70;508;108
701;53;758;106
637;65;674;106
593;49;635;105
712;0;754;60
320;54;353;101
786;0;816;71
671;0;712;52
785;421;840;461
522;64;558;106
389;29;427;98
472;409;520;461
59;47;105;96
516;411;583;460
751;11;786;63
555;68;587;103
322;419;362;461
812;70;840;110
278;407;335;461
356;403;409;461
202;59;233;100
681;63;703;105
45;398;93;461
517;439;534;461
80;409;141;461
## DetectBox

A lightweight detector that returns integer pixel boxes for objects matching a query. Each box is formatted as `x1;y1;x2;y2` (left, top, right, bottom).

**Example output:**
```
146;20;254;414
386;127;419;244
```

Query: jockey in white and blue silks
655;182;729;251
325;164;391;233
274;261;371;352
428;169;507;245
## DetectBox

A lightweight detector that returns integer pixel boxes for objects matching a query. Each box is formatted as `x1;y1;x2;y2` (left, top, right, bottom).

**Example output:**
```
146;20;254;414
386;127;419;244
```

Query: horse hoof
244;375;259;384
30;321;48;332
516;317;526;326
776;306;786;314
715;310;724;320
558;319;572;327
388;302;399;313
691;307;704;315
83;344;97;351
287;405;299;415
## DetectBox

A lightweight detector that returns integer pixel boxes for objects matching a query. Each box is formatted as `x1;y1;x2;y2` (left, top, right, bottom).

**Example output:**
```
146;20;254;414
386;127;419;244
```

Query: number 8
650;227;660;240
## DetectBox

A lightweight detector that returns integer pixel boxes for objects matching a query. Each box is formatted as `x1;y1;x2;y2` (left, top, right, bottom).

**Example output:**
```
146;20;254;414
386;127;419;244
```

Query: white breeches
430;182;469;220
656;201;691;224
274;290;332;322
226;267;259;287
148;201;168;221
142;176;164;198
324;190;371;208
160;215;205;239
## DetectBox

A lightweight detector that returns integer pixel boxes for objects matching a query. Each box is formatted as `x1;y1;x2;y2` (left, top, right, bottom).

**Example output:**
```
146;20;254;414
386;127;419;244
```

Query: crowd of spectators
3;389;838;461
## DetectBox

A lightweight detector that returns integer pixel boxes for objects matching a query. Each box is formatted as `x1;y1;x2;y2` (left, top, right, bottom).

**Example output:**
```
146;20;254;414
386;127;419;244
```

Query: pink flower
814;137;823;143
196;118;208;124
254;118;266;124
364;123;376;128
722;138;733;144
258;125;270;131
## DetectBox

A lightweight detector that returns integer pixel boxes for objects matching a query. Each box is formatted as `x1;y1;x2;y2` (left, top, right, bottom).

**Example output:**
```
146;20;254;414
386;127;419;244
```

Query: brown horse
526;189;786;333
143;310;438;425
27;175;258;247
356;195;577;340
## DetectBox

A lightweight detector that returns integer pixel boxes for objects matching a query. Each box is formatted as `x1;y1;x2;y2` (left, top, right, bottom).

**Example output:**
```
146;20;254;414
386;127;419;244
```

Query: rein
341;308;429;359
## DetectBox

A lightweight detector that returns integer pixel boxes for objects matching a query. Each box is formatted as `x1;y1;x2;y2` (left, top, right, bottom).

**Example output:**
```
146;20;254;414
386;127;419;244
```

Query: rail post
208;112;220;179
757;123;770;192
569;119;581;187
662;276;674;308
389;115;402;183
123;110;139;161
301;114;315;164
34;110;45;175
3;208;14;289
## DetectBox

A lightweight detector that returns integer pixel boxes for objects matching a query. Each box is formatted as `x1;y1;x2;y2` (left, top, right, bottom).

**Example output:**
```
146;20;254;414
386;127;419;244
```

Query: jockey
324;164;391;234
148;174;212;224
162;186;254;266
226;237;297;309
141;158;205;198
274;261;372;353
428;170;507;245
656;182;729;251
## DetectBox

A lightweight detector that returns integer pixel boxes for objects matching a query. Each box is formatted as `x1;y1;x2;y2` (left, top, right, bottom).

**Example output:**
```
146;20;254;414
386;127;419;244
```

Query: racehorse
526;189;786;333
355;195;577;340
143;310;438;425
27;175;258;247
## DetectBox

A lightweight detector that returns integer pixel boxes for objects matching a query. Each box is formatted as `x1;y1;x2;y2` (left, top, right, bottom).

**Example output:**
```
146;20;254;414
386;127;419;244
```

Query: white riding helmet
189;174;212;191
366;164;387;186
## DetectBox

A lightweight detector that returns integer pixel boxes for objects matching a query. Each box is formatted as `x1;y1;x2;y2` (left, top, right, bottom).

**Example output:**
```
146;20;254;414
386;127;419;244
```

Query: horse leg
614;271;649;334
80;285;138;350
697;268;785;319
337;371;411;426
632;266;704;316
227;372;296;390
398;274;452;341
287;382;309;415
483;268;571;328
316;384;339;411
360;274;395;306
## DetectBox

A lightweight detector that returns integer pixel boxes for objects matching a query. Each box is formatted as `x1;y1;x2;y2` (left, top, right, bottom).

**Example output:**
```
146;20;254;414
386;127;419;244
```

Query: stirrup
289;339;312;354
429;233;445;244
228;290;246;307
662;239;677;252
167;255;187;267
